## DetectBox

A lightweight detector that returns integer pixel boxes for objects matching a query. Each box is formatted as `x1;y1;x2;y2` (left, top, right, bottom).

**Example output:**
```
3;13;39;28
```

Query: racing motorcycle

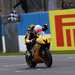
25;35;52;68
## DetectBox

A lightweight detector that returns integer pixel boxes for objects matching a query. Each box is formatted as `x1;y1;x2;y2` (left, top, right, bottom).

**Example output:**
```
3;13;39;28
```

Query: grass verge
0;50;75;56
51;50;75;54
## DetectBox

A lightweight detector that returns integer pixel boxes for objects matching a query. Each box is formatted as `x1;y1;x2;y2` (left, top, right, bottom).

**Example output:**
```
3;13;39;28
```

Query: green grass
0;50;75;56
51;50;75;54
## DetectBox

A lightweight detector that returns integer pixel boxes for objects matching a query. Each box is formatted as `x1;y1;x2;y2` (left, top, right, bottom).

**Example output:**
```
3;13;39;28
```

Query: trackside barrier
1;9;75;53
49;9;75;51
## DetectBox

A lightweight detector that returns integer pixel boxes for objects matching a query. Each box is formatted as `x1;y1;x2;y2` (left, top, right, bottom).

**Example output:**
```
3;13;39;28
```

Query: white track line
3;63;26;67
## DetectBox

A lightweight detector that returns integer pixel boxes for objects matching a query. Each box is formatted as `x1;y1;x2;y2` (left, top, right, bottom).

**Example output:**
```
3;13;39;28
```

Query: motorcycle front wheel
25;51;36;68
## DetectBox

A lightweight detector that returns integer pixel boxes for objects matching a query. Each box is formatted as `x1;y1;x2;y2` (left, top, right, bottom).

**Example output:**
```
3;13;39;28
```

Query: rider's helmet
34;25;43;34
27;24;35;32
42;24;48;31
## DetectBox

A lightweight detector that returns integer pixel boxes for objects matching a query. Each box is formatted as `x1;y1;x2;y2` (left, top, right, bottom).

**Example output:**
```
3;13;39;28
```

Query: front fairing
36;35;51;45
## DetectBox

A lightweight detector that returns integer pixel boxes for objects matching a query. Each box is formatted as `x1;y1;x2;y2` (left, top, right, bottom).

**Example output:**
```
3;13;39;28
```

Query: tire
43;51;52;68
25;51;36;68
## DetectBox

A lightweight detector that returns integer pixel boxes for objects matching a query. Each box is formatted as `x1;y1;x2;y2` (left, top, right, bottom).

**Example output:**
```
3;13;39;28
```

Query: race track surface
0;54;75;75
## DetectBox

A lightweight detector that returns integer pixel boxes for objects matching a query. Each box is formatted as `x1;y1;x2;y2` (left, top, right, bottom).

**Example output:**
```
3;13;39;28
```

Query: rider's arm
13;2;21;9
25;33;32;43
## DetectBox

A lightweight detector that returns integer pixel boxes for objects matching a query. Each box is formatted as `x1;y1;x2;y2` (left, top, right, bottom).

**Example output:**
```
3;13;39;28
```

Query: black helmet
42;24;48;31
27;24;35;31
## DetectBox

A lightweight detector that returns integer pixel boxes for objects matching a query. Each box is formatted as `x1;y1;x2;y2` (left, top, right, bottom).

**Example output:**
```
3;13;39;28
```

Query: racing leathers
25;30;37;53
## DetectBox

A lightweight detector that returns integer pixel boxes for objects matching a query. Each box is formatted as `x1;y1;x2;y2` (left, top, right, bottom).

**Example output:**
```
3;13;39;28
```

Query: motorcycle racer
25;24;52;68
25;24;48;53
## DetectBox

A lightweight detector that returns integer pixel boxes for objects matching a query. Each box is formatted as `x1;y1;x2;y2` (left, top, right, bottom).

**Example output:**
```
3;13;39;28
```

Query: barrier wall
49;9;75;50
1;9;75;52
16;9;75;51
17;12;50;35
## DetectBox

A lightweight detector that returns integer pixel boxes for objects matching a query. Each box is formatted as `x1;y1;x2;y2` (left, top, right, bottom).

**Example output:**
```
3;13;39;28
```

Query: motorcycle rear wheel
43;50;52;67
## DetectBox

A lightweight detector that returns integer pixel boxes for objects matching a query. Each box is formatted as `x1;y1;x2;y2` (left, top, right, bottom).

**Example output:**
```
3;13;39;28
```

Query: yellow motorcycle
25;35;52;68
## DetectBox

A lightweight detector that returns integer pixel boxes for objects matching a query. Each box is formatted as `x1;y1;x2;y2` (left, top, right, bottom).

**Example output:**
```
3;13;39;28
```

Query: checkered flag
8;10;20;23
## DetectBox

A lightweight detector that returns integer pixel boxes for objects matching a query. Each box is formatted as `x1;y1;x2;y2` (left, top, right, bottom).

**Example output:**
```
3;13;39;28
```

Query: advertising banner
49;9;75;50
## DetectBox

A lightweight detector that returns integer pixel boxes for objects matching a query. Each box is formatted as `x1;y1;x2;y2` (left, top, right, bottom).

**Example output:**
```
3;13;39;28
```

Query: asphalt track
0;54;75;75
